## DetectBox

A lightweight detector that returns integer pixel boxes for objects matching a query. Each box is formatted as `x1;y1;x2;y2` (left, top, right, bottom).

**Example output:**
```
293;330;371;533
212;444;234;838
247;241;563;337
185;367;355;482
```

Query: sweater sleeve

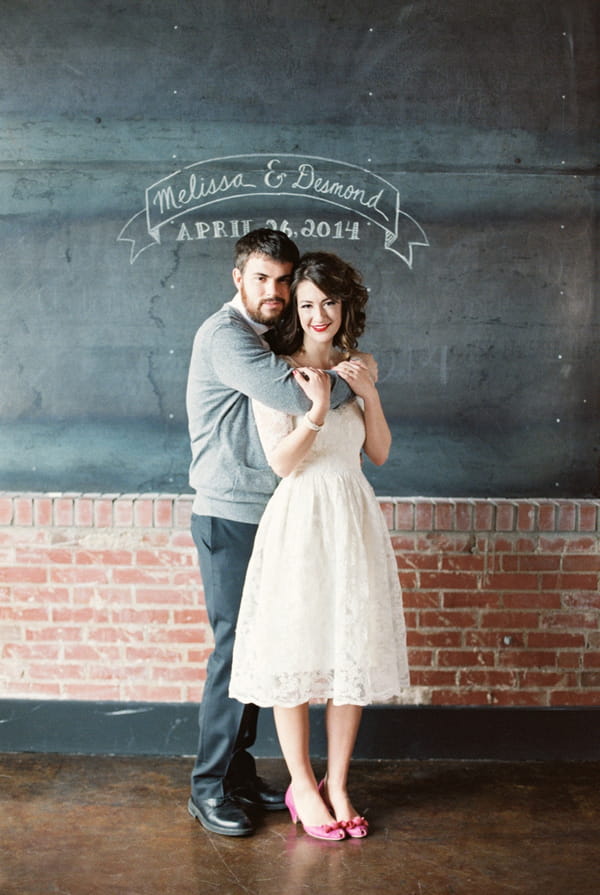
210;318;353;414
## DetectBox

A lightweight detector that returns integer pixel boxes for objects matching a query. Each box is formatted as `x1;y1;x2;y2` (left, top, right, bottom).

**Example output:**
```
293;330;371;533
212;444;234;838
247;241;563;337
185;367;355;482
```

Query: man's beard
240;286;285;326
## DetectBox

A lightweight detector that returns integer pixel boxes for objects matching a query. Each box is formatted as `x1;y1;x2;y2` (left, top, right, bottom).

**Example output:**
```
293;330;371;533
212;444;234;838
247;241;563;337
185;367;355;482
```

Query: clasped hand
332;357;376;398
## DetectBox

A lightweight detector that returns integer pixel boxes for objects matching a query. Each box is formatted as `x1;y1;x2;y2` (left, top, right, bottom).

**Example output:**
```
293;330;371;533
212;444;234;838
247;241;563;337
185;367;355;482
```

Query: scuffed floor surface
1;754;599;895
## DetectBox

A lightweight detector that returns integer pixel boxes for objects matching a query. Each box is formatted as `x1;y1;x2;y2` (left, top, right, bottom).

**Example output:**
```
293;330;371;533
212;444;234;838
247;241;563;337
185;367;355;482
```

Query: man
186;228;354;836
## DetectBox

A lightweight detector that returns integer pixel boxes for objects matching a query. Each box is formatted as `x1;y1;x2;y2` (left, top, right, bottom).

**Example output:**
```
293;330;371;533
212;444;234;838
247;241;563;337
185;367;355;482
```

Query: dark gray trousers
190;514;259;802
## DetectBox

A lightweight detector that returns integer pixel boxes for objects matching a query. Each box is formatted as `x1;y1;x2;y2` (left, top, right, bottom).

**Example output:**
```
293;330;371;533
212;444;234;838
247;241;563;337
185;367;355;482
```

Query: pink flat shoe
285;785;346;841
318;779;369;838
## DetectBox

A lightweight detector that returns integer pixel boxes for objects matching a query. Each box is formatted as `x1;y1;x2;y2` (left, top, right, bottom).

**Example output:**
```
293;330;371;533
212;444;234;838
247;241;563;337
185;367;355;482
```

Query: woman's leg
322;702;363;821
273;704;336;827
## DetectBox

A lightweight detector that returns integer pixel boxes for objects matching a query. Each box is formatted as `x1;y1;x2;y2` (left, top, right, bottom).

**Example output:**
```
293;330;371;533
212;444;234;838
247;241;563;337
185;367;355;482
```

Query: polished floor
1;753;599;895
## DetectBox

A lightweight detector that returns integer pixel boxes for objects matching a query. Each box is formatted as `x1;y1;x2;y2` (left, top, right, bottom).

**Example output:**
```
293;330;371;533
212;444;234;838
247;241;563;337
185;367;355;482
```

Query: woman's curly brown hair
271;252;368;356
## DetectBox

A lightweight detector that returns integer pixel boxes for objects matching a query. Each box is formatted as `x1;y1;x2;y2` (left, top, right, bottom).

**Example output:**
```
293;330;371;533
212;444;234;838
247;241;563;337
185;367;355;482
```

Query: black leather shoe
188;796;254;837
230;776;287;812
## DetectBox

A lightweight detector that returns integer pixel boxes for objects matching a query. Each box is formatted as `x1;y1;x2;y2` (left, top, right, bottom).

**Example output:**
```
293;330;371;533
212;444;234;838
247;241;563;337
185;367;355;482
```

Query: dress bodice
290;399;365;478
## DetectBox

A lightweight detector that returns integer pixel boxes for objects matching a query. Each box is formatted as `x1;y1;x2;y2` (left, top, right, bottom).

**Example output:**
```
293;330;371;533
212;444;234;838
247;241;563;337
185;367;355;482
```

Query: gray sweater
186;300;353;523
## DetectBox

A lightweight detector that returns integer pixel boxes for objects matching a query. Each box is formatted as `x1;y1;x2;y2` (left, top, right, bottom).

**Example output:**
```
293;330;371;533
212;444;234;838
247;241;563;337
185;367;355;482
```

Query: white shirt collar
229;293;271;336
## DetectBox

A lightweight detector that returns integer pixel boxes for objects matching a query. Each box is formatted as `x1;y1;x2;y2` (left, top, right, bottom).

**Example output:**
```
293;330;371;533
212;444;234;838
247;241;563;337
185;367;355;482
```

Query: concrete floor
1;754;599;895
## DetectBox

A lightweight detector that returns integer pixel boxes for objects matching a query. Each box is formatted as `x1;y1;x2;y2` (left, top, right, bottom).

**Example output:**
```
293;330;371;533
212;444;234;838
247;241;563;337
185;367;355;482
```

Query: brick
419;610;479;629
550;691;600;706
438;650;495;667
113;568;172;585
407;649;434;666
430;690;490;706
561;537;598;553
556;501;577;531
538;503;557;531
433;502;454;531
419;572;481;590
114;499;134;527
0;498;14;525
0;566;48;584
482;572;539;591
14;498;33;525
541;612;597;630
443;592;501;609
467;631;525;648
111;608;171;624
455;502;473;531
562;591;600;610
75;549;133;566
33;497;53;526
395;501;415;531
93;498;114;528
480;611;541;629
135;549;193;568
63;644;120;662
488;691;547;706
562;555;600;572
402;591;440;609
502;555;560;572
49;567;109;585
498;650;557;668
541;572;598;590
26;626;82;642
3;643;61;660
578;503;598;531
474;502;494;530
528;632;586;649
171;531;195;549
503;592;561;610
172;609;208;625
0;605;50;622
134;498;154;528
442;555;486;572
410;670;457;688
154;498;174;528
397;553;438;571
174;497;193;529
458;670;517;688
54;498;74;526
516;503;536;531
378;501;394;529
415;501;434;531
397;570;418;589
74;498;94;526
407;630;462;647
29;663;85;680
495;502;516;531
557;652;581;669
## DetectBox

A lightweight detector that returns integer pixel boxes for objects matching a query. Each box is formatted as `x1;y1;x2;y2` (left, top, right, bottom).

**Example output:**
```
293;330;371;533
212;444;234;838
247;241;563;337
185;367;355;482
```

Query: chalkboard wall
1;0;598;497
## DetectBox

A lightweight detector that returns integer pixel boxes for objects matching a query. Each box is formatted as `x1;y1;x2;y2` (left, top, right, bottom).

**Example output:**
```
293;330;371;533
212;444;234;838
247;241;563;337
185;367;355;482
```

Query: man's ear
232;267;242;289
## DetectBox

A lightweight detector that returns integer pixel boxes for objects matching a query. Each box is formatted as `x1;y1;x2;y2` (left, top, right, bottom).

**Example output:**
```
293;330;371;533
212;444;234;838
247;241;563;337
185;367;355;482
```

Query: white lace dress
229;397;410;707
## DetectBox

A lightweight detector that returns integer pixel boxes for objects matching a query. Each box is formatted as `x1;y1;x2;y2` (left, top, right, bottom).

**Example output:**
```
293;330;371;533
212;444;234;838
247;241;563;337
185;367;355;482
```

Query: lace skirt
230;468;410;707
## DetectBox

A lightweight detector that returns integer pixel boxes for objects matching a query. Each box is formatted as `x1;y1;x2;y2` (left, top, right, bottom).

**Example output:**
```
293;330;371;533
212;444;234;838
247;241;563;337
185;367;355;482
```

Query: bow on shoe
340;816;369;838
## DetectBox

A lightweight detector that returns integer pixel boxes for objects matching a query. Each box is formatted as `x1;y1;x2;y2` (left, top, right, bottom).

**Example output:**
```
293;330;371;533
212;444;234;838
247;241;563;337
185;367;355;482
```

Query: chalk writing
118;153;428;267
174;218;362;242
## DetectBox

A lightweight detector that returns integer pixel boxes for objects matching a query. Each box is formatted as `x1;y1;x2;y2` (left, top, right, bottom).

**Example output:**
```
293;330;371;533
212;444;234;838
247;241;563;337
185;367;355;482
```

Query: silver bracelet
303;412;323;431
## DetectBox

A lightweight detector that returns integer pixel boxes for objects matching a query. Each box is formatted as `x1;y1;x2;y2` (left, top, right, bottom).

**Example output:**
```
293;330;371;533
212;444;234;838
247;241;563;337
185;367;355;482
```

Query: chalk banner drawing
118;154;429;268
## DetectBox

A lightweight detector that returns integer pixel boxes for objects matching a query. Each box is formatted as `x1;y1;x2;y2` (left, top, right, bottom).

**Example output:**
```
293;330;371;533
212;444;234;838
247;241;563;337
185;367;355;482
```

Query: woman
229;252;409;841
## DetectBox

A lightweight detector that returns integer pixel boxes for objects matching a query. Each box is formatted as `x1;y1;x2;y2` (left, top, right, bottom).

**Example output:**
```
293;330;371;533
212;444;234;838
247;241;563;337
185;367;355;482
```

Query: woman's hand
350;351;378;383
333;358;377;399
293;366;331;423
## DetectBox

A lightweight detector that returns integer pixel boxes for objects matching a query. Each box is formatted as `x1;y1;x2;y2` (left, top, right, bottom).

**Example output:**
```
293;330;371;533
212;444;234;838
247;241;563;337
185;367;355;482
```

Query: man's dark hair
233;228;300;273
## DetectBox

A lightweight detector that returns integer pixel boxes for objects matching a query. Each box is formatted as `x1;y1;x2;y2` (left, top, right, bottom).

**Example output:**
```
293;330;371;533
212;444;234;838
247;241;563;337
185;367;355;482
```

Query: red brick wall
1;493;599;706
